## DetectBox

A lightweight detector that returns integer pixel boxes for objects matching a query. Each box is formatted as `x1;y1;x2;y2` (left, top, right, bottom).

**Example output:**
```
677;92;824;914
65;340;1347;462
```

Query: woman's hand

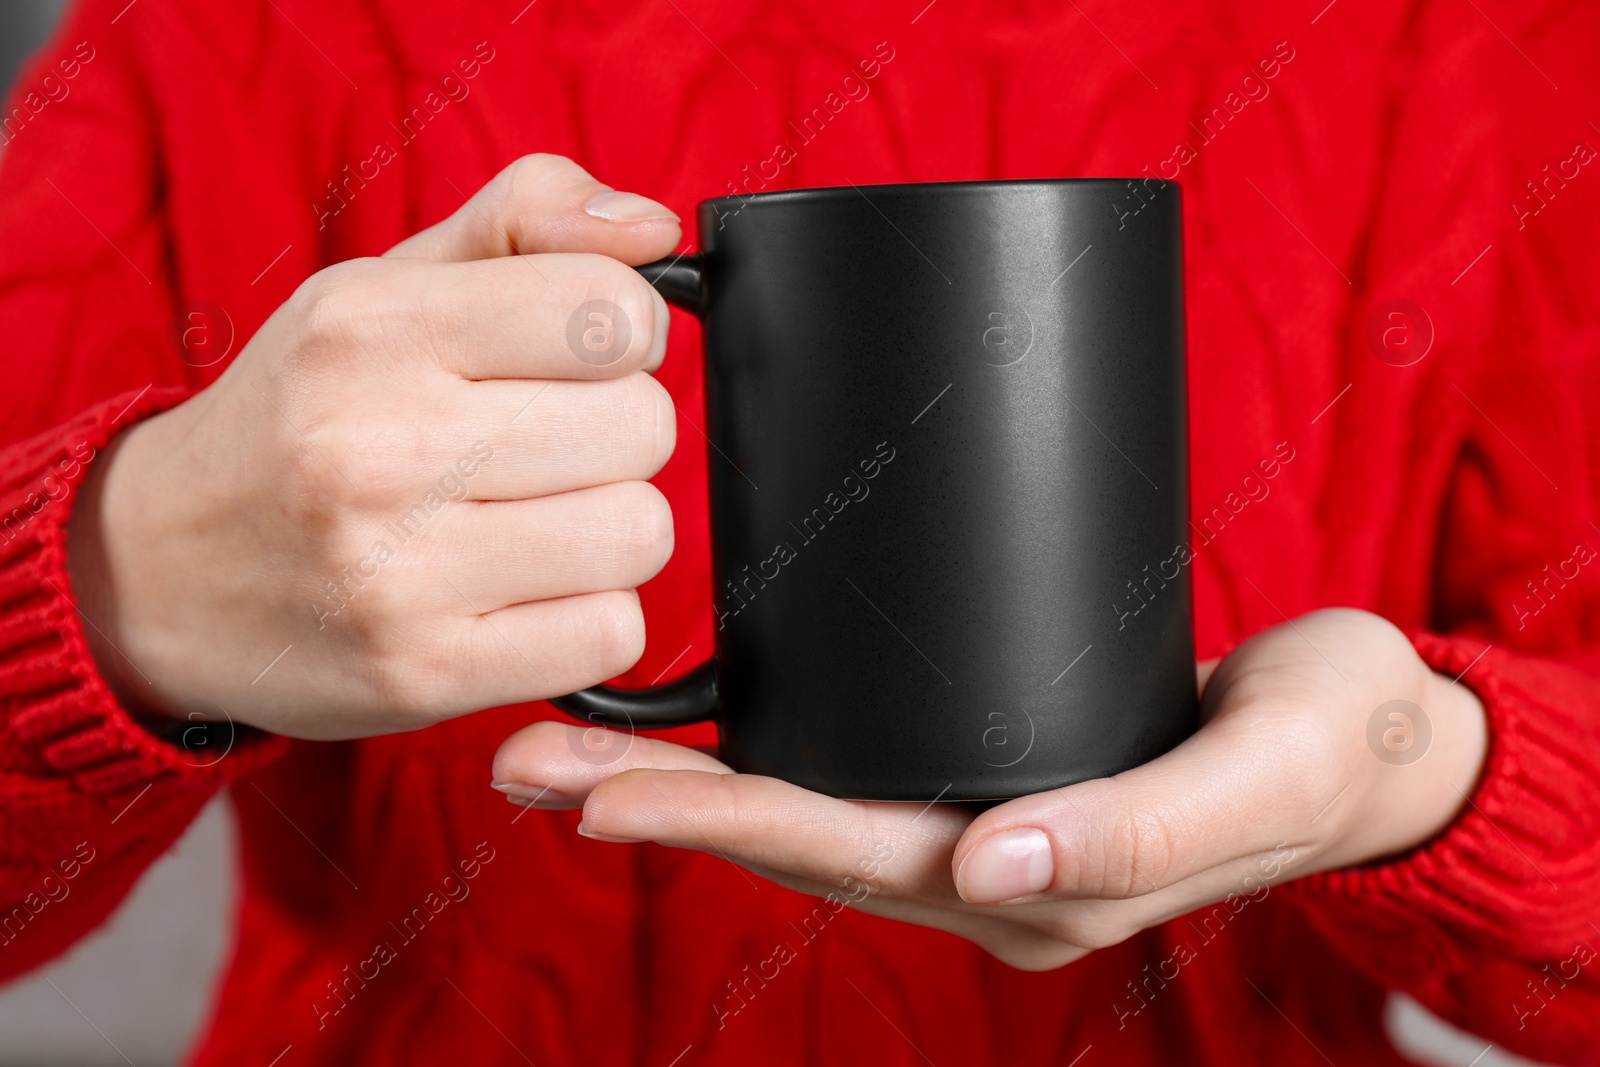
67;155;683;740
492;608;1487;970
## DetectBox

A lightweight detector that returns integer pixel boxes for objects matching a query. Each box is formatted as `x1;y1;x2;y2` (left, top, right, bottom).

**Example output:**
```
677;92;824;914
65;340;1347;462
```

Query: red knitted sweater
2;1;1598;1064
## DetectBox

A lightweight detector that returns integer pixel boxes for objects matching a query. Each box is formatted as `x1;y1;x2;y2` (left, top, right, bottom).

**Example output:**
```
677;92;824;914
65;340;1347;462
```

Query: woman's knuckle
632;374;677;472
294;259;385;351
364;627;451;721
572;255;656;367
615;480;673;572
362;567;415;626
591;590;646;674
343;415;435;491
619;269;661;366
1103;806;1179;898
286;416;357;502
502;153;574;201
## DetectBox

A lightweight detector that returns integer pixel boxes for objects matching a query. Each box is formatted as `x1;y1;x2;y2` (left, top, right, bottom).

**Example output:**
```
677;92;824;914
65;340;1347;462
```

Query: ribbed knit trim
1287;631;1598;976
0;386;288;809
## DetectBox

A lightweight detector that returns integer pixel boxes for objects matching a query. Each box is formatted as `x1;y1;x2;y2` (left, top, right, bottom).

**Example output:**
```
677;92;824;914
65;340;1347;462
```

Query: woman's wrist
63;417;181;726
1419;662;1490;825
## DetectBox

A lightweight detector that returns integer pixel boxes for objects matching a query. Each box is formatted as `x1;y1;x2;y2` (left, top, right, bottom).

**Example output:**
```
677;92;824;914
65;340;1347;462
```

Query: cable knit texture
1;0;1597;1064
0;387;286;978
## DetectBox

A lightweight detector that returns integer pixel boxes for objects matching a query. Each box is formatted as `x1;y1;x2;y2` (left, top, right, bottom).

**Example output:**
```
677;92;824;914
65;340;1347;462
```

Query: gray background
0;3;1560;1064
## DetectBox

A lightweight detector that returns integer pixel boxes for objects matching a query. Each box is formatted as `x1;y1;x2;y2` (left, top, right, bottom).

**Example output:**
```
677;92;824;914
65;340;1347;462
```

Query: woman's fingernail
492;781;580;809
577;822;645;844
956;828;1055;904
584;190;679;223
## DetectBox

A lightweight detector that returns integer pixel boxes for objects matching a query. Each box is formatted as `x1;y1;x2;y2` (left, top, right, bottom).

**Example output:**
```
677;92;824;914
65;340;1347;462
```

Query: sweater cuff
1286;631;1598;980
0;387;288;808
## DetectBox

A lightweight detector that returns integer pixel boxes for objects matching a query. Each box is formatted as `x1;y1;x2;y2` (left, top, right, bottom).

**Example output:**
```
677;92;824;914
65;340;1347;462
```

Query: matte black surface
552;179;1196;801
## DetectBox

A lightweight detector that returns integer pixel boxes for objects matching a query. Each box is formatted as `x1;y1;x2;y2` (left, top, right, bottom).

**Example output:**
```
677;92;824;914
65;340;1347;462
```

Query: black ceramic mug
551;179;1196;802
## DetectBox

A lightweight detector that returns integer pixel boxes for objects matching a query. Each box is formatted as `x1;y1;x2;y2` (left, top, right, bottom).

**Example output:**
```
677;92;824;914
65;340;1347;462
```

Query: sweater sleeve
0;5;288;982
0;389;288;981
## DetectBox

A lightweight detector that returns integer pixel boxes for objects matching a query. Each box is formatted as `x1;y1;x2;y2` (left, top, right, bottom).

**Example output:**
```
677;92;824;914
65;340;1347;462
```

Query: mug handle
547;254;716;728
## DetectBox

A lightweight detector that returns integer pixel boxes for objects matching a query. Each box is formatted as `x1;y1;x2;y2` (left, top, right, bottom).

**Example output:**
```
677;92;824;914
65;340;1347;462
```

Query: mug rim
701;176;1177;210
